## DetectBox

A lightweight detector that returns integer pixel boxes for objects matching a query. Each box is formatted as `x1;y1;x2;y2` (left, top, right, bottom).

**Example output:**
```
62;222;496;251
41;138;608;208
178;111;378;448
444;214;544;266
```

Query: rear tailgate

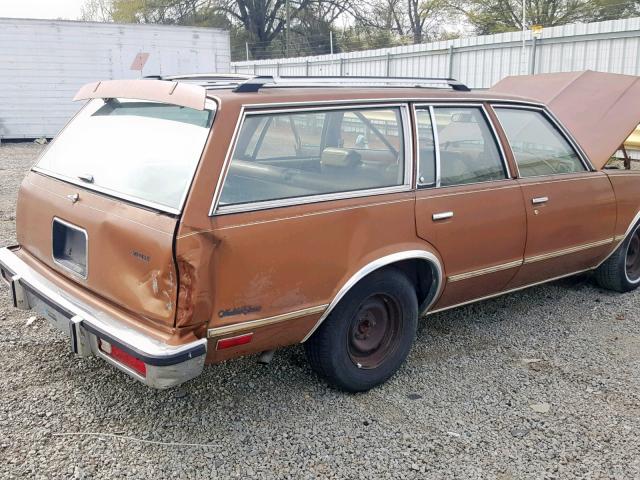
16;172;179;326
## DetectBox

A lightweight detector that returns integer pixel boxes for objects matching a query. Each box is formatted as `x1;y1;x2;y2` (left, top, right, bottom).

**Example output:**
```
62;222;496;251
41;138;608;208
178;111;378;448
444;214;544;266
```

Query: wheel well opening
383;258;439;313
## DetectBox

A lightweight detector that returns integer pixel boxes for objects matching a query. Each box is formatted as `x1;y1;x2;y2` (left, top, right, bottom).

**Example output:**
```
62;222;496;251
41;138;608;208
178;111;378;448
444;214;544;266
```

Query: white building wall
0;18;230;139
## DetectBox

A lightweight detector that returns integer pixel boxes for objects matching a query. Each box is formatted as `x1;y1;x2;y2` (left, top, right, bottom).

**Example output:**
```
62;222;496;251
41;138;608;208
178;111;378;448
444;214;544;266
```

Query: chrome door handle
532;196;549;205
432;211;454;221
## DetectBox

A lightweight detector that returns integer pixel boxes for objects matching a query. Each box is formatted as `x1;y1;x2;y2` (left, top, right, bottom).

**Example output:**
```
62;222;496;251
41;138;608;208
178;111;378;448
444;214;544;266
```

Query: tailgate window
35;98;215;213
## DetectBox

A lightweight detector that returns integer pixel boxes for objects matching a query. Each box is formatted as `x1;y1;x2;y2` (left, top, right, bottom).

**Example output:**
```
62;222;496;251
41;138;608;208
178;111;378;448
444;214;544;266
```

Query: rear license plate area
52;218;87;278
26;289;71;335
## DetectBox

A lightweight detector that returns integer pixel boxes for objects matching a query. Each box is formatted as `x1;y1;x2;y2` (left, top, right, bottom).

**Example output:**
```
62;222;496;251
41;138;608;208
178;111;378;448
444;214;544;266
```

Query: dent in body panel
15;172;179;326
180;194;428;336
174;231;219;328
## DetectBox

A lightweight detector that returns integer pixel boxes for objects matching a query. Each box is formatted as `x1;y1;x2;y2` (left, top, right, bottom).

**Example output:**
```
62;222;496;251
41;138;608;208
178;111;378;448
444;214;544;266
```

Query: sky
0;0;85;20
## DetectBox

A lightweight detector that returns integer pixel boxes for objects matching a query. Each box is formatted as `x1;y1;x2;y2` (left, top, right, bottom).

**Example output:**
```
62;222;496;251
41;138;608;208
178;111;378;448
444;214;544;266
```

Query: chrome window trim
51;217;89;280
210;102;414;216
430;106;442;187
32;98;218;216
301;249;444;342
238;98;548;110
491;104;594;176
413;102;511;189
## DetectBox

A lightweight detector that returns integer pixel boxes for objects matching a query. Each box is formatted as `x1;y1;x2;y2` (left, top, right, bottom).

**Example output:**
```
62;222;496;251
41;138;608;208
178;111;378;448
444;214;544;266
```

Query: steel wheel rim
626;228;640;282
348;293;402;369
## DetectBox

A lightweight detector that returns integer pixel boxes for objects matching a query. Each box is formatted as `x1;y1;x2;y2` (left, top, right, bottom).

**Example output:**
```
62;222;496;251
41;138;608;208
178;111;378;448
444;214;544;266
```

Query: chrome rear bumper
0;246;206;389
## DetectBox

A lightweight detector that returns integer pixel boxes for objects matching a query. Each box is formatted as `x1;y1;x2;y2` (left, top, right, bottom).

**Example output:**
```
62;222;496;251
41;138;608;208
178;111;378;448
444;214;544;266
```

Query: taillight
176;260;195;327
99;339;147;376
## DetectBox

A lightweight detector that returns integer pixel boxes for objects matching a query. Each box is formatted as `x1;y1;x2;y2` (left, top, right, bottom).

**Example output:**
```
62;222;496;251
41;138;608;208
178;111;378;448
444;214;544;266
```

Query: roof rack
164;73;254;82
143;73;471;92
231;75;471;93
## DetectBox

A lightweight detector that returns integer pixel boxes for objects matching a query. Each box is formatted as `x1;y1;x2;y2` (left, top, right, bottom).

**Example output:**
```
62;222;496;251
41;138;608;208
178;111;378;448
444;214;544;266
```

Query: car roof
206;86;541;109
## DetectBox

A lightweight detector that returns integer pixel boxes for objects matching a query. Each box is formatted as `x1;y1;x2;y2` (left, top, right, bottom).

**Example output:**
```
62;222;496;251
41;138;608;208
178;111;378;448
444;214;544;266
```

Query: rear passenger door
493;106;617;288
414;104;527;310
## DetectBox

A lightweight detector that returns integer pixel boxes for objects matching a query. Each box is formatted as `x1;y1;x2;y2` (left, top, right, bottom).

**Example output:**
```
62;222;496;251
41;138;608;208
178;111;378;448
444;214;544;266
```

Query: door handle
531;196;549;205
432;211;454;221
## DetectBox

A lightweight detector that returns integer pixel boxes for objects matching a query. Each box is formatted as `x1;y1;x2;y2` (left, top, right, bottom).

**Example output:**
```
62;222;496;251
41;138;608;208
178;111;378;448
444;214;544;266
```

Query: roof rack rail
231;75;470;93
233;76;275;92
166;73;253;82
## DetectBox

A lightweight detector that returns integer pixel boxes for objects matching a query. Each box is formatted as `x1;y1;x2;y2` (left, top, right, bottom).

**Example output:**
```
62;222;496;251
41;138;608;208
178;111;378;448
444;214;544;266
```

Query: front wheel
595;223;640;293
304;268;418;392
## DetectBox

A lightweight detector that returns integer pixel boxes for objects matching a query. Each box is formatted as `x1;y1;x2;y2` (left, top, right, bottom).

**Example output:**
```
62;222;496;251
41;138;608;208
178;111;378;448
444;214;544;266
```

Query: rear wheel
595;223;640;292
304;268;418;392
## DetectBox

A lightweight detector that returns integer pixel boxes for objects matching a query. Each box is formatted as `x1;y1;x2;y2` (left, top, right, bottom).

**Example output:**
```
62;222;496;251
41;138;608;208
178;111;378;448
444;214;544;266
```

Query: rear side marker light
99;339;147;377
216;333;253;350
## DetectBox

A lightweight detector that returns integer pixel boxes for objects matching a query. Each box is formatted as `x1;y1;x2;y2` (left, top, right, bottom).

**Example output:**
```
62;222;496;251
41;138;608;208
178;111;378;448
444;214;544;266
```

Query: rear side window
218;106;407;209
417;106;506;187
494;108;585;177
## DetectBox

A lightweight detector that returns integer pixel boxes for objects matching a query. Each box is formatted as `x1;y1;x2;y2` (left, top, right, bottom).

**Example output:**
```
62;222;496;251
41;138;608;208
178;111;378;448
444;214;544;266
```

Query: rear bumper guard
0;246;206;389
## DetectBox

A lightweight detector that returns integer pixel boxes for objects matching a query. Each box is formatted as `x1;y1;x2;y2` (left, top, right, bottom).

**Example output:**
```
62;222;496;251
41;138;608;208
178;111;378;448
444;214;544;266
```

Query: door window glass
415;109;436;186
432;107;507;187
495;108;585;177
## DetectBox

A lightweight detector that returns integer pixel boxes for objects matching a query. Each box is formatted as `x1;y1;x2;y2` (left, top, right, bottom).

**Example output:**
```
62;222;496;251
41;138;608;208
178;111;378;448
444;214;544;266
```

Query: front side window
494;108;585;177
218;106;406;209
36;98;214;211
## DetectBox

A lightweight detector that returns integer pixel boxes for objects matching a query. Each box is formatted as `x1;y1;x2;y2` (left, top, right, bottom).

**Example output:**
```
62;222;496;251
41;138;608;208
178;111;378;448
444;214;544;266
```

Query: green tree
355;0;456;44
457;0;640;34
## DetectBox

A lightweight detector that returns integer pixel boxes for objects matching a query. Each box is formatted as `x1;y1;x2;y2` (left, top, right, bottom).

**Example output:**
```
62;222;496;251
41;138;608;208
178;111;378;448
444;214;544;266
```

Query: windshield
35;98;215;212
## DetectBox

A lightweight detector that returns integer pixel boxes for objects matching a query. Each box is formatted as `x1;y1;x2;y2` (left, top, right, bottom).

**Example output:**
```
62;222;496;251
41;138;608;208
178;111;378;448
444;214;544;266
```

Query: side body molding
301;250;443;342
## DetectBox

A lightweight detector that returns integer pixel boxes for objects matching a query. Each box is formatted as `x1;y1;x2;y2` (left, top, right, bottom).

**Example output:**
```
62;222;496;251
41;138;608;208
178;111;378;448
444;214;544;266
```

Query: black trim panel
81;321;206;366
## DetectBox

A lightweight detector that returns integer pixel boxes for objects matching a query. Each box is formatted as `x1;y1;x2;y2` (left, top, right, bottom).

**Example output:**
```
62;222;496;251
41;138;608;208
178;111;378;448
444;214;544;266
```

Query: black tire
595;223;640;293
304;268;418;392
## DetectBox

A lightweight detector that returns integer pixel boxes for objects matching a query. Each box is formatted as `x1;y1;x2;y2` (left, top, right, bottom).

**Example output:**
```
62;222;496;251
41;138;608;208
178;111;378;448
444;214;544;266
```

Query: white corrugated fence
232;17;640;89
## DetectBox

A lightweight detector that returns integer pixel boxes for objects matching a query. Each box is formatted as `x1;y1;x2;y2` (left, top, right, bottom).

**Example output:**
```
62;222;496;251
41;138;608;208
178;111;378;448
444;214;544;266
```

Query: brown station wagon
1;70;640;391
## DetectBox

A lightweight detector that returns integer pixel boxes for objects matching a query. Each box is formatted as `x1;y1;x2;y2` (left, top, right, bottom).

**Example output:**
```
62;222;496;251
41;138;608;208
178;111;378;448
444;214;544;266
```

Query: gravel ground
1;143;639;479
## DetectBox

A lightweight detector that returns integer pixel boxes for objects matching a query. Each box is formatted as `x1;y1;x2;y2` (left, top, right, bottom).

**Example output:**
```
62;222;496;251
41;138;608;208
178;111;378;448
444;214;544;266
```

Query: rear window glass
36;98;214;212
218;107;406;209
435;107;506;186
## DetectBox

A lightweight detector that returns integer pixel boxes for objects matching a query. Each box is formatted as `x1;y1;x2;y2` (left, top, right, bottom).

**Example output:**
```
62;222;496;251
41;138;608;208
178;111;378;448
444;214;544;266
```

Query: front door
414;104;527;310
493;106;617;288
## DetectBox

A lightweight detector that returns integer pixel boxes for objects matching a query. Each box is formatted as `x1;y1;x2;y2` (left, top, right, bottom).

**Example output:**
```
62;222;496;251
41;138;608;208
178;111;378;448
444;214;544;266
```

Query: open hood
490;70;640;170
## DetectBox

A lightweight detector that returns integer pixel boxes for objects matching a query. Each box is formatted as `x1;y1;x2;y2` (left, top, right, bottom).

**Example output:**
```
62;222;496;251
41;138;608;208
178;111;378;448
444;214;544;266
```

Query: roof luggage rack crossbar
231;75;470;92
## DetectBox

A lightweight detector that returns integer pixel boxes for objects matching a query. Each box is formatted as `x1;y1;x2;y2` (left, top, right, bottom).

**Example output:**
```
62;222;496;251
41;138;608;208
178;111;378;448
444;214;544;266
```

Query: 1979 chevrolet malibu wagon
1;71;640;391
